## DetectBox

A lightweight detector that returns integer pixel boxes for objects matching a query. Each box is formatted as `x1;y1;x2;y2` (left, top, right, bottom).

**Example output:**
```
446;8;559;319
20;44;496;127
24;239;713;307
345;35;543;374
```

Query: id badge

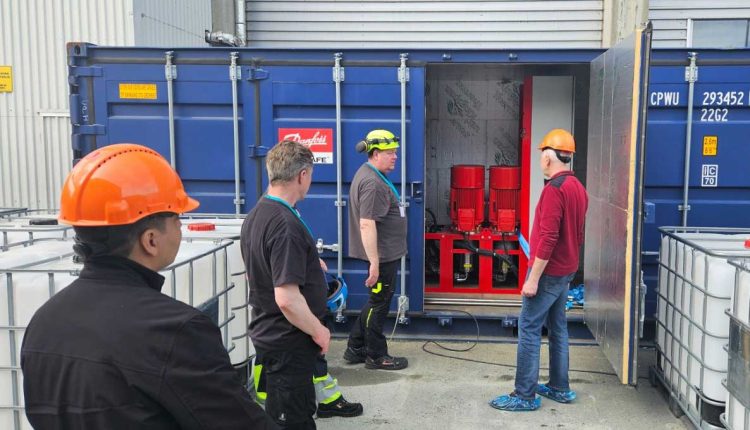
399;206;406;218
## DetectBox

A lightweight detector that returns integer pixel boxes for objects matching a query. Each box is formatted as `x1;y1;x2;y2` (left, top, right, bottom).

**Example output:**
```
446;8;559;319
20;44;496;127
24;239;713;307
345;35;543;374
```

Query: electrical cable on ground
397;308;620;377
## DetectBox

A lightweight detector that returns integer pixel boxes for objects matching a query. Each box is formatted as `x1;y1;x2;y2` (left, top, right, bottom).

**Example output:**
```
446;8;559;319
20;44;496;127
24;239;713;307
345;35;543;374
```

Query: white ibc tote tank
0;238;234;430
721;258;750;430
0;211;70;251
0;240;77;430
656;228;750;415
181;216;253;367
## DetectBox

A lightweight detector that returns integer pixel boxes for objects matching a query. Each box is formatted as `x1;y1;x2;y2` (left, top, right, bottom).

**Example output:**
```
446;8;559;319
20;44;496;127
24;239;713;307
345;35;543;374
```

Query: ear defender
355;140;369;153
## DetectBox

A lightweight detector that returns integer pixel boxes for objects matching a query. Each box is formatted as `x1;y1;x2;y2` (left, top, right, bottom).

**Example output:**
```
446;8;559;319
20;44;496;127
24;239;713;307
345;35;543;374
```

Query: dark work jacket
21;256;277;430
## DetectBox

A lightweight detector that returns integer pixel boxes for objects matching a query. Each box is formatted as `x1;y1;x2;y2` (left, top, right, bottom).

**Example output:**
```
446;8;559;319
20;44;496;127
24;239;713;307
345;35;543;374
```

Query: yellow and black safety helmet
355;129;400;154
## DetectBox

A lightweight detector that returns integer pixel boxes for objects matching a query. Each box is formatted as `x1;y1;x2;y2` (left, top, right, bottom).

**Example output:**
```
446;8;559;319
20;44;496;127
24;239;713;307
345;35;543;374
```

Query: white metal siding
0;0;210;210
0;0;135;210
133;0;211;47
650;0;750;47
246;1;604;48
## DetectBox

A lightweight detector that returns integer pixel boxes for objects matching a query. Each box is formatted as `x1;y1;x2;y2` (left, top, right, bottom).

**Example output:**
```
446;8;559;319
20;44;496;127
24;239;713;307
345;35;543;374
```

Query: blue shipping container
642;49;750;322
66;31;750;384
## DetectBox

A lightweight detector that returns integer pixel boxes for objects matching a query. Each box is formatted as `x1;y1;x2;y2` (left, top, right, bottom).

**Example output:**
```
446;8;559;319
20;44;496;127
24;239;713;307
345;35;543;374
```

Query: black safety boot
343;346;366;364
365;355;408;370
317;396;364;418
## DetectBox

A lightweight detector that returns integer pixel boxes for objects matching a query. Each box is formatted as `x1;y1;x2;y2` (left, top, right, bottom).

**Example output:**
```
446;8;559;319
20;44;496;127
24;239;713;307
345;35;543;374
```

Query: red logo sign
278;128;334;164
278;128;333;151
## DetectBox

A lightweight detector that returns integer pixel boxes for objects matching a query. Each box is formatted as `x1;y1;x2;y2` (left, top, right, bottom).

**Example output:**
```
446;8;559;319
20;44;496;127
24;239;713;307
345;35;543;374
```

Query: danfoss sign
278;128;333;164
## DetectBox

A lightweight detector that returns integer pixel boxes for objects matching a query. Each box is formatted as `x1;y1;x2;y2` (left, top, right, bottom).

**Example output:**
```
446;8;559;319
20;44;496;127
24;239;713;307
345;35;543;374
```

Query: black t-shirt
241;197;327;352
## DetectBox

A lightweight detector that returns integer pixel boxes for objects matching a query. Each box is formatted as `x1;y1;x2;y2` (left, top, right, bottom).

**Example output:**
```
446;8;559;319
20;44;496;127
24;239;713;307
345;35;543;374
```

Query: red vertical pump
450;165;485;232
488;166;520;232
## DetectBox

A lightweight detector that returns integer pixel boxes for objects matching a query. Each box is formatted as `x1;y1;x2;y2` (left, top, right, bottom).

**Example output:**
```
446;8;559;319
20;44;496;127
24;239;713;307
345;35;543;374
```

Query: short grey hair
266;140;314;185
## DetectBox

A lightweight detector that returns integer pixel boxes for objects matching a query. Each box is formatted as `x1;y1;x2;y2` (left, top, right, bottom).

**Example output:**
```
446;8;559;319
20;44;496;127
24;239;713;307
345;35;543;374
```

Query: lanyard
366;162;401;201
264;195;314;238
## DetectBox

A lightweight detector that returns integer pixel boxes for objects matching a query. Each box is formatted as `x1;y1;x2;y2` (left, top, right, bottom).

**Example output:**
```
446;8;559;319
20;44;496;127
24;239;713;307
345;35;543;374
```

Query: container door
258;59;425;313
68;46;261;213
585;25;652;385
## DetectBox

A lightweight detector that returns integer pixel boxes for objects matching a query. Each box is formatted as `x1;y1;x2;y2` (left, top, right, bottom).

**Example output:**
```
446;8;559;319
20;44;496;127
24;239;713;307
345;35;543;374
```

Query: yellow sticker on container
119;83;157;100
0;66;13;93
702;136;717;156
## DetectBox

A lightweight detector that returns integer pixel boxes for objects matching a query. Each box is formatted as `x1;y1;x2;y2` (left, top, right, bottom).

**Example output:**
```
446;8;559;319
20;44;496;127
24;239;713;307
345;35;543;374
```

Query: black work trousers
254;346;317;430
347;259;400;359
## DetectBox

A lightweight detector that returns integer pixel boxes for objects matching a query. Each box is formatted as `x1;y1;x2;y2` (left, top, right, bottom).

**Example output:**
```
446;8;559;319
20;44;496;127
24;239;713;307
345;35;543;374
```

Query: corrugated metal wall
0;0;134;209
0;0;210;210
650;0;750;47
245;1;604;48
133;0;211;47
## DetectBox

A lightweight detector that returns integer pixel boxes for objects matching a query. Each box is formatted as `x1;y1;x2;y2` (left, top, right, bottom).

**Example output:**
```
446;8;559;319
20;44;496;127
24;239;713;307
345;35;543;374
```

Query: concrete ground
316;339;689;430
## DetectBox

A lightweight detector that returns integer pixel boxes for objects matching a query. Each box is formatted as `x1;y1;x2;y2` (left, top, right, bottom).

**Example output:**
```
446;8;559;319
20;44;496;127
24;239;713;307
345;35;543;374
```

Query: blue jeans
514;272;575;399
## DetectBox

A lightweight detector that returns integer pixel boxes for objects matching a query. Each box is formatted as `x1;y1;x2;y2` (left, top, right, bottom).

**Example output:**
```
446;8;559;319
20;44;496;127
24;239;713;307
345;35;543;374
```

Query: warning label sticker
0;66;13;93
702;136;717;156
119;83;157;100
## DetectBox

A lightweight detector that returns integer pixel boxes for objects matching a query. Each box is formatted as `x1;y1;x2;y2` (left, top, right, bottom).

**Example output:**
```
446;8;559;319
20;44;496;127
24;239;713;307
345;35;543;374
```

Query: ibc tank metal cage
721;259;750;430
652;226;750;430
0;210;69;251
0;239;236;430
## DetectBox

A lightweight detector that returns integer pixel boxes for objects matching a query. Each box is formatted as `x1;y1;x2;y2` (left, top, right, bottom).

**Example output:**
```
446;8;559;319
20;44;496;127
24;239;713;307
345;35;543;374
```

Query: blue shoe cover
536;383;576;403
489;393;541;411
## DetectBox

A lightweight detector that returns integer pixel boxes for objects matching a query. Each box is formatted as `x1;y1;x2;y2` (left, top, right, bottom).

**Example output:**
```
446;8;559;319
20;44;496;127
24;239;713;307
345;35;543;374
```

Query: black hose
455;239;518;276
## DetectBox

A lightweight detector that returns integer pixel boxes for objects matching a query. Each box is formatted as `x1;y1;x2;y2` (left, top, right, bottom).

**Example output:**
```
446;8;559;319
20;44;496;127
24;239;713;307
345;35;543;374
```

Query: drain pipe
229;52;243;214
333;53;345;322
235;0;246;46
397;53;410;325
165;51;177;169
680;52;698;226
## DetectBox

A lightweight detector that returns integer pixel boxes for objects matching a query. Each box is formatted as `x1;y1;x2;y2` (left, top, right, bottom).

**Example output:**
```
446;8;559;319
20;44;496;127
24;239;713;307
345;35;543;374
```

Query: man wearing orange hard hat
491;129;588;412
21;144;277;429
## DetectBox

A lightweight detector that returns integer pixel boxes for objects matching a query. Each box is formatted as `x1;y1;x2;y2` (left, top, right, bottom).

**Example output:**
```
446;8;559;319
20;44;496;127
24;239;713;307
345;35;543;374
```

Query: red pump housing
450;165;485;232
488;166;520;232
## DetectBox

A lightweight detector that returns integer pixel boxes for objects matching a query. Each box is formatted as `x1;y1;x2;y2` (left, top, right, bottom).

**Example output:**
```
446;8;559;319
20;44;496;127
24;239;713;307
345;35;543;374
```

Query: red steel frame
423;77;533;296
424;230;528;294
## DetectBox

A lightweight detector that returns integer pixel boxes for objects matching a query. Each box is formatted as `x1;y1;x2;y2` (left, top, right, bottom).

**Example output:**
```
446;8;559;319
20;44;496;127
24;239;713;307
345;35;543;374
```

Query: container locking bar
165;51;177;170
229;52;243;214
398;53;409;325
679;52;698;226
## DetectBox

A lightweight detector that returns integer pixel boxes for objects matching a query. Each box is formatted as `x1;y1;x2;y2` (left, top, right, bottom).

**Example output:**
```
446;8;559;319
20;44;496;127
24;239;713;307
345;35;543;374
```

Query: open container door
585;24;652;385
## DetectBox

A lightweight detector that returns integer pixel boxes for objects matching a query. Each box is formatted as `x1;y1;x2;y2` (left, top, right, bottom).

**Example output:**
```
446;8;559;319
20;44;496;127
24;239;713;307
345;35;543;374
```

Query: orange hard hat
538;129;576;153
59;144;199;226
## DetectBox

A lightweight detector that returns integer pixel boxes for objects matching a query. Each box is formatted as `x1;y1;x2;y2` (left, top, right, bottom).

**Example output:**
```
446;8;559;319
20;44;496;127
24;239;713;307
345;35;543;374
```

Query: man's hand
319;258;328;272
521;279;539;298
365;264;379;288
312;325;331;354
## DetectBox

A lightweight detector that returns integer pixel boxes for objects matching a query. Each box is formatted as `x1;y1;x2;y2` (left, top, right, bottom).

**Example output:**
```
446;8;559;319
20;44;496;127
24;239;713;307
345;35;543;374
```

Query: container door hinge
70;66;103;78
247;68;269;81
76;124;105;135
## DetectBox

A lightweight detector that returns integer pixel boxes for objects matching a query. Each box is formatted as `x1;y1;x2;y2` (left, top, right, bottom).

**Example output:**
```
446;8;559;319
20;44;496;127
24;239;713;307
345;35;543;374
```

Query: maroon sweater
529;171;588;276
